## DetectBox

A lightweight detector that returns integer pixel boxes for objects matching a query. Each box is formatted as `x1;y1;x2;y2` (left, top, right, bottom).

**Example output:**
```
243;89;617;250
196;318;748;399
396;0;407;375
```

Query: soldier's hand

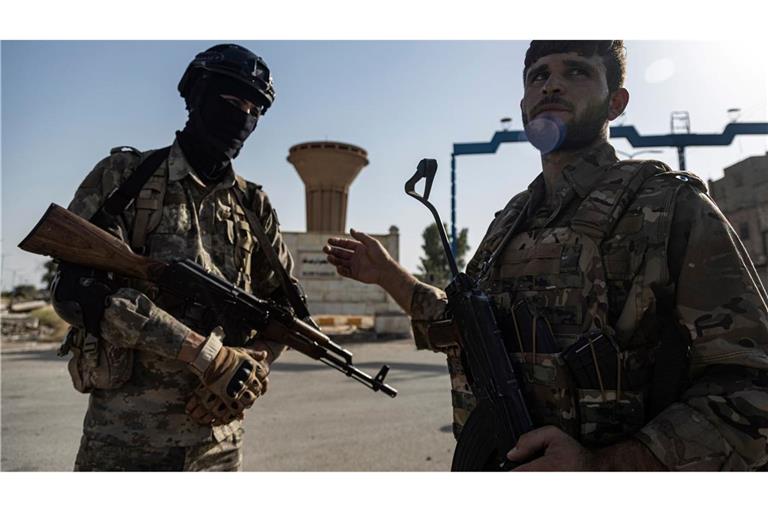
506;425;667;471
506;426;593;471
324;229;395;285
185;328;270;424
186;385;241;426
185;370;268;426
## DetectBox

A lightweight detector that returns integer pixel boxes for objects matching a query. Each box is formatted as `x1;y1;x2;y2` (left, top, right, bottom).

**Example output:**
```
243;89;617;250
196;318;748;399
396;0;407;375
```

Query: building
283;141;410;335
708;152;768;286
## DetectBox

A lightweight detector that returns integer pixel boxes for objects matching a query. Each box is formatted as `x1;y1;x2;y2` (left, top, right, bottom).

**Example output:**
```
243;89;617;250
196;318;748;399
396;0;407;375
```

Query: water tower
286;141;369;233
279;140;410;335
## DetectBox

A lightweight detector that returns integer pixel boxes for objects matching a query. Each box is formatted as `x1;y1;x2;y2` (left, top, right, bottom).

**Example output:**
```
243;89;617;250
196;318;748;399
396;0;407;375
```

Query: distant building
708;152;768;286
282;140;410;336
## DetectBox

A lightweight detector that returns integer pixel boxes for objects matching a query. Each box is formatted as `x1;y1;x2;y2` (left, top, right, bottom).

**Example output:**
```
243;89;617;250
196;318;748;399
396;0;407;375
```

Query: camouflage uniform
58;139;295;471
411;142;768;470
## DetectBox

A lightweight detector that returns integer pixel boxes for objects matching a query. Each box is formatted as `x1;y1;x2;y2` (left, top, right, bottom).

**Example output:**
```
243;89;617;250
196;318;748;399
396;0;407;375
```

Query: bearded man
324;40;768;471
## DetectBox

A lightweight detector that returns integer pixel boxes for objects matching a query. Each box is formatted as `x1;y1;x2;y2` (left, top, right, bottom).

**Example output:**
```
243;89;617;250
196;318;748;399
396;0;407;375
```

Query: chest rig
61;146;267;391
116;148;259;336
451;160;704;446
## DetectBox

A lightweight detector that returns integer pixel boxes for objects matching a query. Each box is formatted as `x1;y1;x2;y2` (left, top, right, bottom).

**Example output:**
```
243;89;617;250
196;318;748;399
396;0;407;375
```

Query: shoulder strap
570;160;668;241
477;197;531;280
130;167;168;252
101;146;171;217
231;185;312;320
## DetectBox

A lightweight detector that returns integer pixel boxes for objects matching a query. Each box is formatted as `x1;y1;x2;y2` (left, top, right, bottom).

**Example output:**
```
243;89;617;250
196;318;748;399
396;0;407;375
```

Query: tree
11;284;38;300
416;222;469;288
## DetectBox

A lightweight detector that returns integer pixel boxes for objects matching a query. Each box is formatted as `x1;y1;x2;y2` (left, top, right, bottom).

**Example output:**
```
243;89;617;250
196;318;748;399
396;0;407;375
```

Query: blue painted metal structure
448;122;768;253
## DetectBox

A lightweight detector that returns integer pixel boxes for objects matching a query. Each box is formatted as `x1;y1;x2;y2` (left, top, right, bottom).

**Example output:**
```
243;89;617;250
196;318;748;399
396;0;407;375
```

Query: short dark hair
523;40;627;92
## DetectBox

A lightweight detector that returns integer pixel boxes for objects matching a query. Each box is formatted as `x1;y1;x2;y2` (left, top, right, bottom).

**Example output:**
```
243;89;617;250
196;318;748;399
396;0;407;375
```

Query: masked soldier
324;41;768;470
52;44;298;471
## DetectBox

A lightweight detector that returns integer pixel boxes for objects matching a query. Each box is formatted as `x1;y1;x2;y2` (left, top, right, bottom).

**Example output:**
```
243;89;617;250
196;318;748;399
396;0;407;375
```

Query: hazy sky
2;40;767;290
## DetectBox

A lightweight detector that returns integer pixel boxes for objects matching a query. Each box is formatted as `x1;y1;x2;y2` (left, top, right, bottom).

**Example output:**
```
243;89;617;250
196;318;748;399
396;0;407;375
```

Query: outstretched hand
323;229;394;285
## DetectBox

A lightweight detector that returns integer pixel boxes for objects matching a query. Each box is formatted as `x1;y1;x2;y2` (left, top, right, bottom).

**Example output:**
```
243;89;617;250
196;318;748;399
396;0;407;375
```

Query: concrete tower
287;141;369;233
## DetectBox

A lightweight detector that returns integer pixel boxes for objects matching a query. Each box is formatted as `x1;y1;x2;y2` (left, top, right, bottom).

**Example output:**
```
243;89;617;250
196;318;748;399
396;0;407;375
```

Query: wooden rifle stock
18;203;166;281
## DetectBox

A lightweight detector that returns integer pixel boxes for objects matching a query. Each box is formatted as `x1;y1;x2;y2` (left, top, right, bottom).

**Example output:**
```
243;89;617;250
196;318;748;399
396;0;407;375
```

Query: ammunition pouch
501;307;651;446
61;327;134;394
560;330;650;446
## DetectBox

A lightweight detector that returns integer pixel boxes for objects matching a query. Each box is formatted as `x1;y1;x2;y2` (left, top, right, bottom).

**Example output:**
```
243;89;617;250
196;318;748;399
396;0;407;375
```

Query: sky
2;40;767;290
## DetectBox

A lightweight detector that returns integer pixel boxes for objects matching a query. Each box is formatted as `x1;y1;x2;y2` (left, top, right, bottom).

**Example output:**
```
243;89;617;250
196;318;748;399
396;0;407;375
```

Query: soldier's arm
634;186;768;470
325;229;424;312
409;281;450;350
55;153;197;361
324;228;446;349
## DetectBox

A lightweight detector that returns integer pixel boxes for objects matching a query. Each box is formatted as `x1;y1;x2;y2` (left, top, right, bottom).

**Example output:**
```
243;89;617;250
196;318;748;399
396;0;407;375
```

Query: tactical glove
186;381;266;426
186;327;270;425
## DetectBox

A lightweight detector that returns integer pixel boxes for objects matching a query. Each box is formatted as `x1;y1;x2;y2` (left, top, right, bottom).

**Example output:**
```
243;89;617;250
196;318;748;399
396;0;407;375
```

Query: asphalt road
1;338;456;471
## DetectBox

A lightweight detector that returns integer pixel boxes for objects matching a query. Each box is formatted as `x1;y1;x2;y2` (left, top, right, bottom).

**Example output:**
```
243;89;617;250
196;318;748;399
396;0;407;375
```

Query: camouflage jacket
58;139;296;447
410;142;768;470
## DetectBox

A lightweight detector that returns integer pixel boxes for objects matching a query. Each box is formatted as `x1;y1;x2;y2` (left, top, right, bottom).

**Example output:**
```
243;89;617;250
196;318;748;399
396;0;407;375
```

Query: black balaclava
179;74;262;183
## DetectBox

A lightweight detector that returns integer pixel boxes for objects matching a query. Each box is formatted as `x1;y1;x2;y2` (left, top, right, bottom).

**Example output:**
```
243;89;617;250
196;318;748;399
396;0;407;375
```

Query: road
1;338;456;471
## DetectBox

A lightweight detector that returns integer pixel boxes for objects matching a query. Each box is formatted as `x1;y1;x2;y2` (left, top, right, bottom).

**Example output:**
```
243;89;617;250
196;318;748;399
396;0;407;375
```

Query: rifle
19;203;397;398
405;159;533;470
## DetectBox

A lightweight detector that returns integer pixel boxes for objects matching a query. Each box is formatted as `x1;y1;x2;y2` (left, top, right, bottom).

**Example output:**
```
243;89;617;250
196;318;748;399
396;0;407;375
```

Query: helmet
178;44;276;114
51;274;85;328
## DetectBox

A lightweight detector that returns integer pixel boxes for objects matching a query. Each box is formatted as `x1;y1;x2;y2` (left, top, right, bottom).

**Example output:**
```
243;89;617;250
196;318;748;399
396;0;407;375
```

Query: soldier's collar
167;138;237;189
561;142;619;198
525;142;618;215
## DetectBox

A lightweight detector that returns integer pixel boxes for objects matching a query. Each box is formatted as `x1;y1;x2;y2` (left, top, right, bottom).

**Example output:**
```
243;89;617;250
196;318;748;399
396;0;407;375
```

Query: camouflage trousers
74;429;243;471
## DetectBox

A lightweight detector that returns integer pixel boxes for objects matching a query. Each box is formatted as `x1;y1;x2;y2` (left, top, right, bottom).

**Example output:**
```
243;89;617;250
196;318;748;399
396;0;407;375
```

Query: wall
709;153;768;286
281;227;403;316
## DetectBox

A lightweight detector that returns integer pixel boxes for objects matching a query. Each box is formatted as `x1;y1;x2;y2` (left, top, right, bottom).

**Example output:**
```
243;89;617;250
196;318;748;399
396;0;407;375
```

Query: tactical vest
447;160;706;447
62;146;264;392
108;148;255;284
129;157;263;341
